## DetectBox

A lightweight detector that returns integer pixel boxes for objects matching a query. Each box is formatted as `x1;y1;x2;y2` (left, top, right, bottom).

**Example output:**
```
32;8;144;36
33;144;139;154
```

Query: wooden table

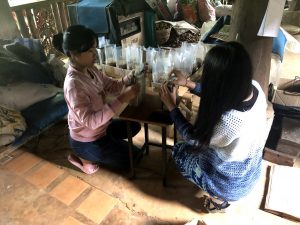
119;91;177;186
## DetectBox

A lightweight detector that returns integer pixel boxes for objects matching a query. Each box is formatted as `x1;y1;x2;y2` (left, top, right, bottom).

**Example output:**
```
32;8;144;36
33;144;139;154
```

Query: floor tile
25;162;65;189
0;169;71;225
50;175;89;205
76;189;117;224
61;216;85;225
4;152;42;175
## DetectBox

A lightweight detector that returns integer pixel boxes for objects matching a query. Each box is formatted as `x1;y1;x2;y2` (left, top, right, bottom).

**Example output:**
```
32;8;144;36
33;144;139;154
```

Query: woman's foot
203;195;230;213
67;154;99;174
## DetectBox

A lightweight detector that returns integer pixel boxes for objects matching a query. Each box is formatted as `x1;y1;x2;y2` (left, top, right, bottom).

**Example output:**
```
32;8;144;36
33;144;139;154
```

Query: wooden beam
263;147;296;167
25;8;39;38
51;2;63;33
57;2;69;30
15;9;30;37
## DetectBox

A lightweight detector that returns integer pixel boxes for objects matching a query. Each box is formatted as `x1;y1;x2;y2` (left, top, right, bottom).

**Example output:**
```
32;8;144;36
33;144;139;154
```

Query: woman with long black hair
160;41;268;212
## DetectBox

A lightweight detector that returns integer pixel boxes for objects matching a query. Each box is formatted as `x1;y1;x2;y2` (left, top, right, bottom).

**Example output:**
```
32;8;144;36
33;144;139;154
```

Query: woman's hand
118;84;140;103
169;69;188;86
122;71;135;86
169;69;196;89
160;83;177;111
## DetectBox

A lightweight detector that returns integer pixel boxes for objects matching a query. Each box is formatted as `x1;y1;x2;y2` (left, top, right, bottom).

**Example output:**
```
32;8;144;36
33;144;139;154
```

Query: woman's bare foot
67;154;99;174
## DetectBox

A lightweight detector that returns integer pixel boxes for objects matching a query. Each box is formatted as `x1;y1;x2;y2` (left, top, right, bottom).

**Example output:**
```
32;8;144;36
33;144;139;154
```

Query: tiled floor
1;122;299;225
1;50;300;224
1;150;158;225
2;152;100;224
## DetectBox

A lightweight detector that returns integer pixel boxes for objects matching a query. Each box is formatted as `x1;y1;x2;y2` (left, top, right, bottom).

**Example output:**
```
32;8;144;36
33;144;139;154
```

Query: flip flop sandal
204;196;230;213
82;164;99;174
68;154;99;175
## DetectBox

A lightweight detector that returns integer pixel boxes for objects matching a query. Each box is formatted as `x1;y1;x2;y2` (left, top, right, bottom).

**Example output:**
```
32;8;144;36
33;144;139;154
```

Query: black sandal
204;196;230;213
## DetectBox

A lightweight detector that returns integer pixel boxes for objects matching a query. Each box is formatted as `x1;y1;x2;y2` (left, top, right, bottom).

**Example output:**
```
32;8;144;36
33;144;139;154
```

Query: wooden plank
51;2;62;33
57;2;69;30
277;141;300;157
263;147;296;166
31;7;40;36
10;0;66;11
202;208;299;225
281;117;300;145
15;9;30;37
276;117;300;158
25;8;38;38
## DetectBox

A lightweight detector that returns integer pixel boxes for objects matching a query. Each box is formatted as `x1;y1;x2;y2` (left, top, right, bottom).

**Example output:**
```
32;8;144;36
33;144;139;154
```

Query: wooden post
229;0;273;95
0;0;20;39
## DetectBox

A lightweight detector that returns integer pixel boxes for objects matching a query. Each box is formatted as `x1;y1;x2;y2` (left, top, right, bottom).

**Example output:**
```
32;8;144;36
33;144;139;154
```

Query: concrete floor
1;48;300;225
1;119;298;225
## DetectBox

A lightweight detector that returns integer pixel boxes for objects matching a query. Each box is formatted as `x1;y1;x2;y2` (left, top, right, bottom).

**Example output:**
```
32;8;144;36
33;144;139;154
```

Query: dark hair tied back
52;33;64;54
52;25;98;56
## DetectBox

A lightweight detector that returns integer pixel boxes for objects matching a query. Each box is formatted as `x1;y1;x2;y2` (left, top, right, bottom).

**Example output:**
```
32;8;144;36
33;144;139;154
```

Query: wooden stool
119;93;177;186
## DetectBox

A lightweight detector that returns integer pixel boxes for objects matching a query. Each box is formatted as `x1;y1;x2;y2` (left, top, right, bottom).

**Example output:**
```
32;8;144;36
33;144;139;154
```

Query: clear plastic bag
125;44;144;74
104;44;116;66
115;46;127;69
129;72;146;107
152;48;173;84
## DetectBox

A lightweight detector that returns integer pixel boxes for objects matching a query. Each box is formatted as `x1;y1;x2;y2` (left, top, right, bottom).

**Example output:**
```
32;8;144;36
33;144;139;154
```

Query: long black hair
191;41;253;148
52;25;98;56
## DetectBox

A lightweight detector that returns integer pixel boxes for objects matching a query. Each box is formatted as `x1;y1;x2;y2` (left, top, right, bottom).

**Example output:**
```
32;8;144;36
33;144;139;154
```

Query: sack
0;105;26;146
155;20;201;47
197;0;216;22
177;0;199;25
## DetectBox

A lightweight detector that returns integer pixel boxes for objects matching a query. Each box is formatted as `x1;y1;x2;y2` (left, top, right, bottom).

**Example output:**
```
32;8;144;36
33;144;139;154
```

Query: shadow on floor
23;120;208;215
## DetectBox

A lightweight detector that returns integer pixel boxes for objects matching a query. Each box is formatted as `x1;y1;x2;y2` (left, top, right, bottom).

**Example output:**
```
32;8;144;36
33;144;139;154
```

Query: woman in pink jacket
53;25;141;174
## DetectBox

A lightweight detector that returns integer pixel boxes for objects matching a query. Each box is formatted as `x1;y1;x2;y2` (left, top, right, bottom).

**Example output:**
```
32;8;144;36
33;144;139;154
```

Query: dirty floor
1;119;298;225
1;48;300;225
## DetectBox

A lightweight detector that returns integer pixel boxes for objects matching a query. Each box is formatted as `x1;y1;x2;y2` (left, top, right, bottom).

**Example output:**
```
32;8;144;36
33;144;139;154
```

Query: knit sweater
170;80;268;201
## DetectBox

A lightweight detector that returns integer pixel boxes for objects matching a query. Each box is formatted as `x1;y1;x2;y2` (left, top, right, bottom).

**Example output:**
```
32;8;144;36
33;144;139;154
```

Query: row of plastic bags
97;39;214;85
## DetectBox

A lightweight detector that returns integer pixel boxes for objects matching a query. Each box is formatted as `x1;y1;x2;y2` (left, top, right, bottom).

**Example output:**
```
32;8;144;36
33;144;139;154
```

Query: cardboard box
68;2;145;46
272;78;300;107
